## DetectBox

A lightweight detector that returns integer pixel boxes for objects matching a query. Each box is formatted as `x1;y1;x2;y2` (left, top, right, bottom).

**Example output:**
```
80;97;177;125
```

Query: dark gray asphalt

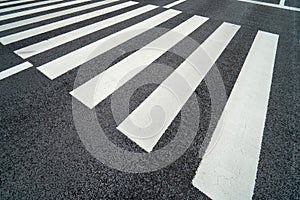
0;0;299;199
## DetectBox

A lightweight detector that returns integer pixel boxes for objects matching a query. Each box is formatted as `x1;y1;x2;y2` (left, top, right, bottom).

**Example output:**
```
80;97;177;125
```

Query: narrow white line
279;0;285;6
0;61;33;80
163;0;186;8
37;9;181;80
70;15;208;110
0;0;63;14
0;0;33;6
192;31;279;200
0;0;135;45
116;22;240;152
15;5;157;59
0;0;114;32
238;0;300;12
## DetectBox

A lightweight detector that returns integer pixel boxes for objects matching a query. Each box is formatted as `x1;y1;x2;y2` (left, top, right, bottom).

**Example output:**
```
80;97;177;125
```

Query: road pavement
0;0;299;199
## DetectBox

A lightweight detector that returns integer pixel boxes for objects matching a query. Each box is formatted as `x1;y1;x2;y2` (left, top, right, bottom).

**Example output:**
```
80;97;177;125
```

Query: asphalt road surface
0;0;299;199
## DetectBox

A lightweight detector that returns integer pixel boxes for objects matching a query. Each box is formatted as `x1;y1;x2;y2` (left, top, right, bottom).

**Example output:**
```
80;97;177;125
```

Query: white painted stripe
0;61;33;80
0;0;135;45
15;5;158;59
37;9;181;80
279;0;285;6
70;15;208;110
192;31;279;200
0;0;118;32
0;0;33;6
238;0;300;12
117;22;240;152
164;0;186;8
0;0;63;14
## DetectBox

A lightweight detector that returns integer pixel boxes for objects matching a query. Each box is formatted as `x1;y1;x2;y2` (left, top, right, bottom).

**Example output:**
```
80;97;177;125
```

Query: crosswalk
0;0;92;26
15;4;157;58
116;22;240;152
37;8;180;80
0;0;133;44
0;0;36;7
0;0;63;14
70;15;208;110
0;0;280;199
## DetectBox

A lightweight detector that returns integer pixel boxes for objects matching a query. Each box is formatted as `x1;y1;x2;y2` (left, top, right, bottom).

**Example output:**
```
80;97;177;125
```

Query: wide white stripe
0;0;33;6
164;0;186;8
0;61;33;80
0;0;135;45
37;9;181;80
116;22;240;152
0;0;113;32
192;31;279;200
238;0;300;12
70;15;208;109
0;0;63;14
0;0;92;30
15;5;157;59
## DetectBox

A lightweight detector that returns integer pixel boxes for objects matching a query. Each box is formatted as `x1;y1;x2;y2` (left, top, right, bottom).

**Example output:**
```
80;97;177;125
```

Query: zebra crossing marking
14;5;158;59
0;0;118;23
192;31;279;200
0;0;133;45
238;0;300;12
117;22;240;152
164;0;186;9
0;0;63;14
0;61;32;80
0;0;92;31
70;15;208;110
0;0;34;6
36;9;181;80
0;1;283;197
